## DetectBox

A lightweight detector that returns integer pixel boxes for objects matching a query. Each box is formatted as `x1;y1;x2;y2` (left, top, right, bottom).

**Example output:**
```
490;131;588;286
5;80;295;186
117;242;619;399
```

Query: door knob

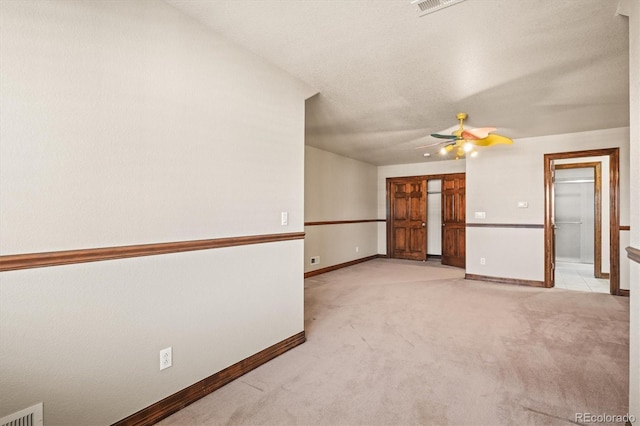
422;222;426;227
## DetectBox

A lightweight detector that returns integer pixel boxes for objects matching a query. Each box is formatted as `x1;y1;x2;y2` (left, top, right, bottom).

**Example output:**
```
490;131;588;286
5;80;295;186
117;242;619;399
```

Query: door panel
441;174;466;268
388;178;427;261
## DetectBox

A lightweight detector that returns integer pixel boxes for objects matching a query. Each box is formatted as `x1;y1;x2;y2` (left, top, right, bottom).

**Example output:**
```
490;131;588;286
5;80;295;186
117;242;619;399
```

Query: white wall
619;0;640;418
0;1;314;424
377;160;466;254
465;128;630;284
304;146;377;272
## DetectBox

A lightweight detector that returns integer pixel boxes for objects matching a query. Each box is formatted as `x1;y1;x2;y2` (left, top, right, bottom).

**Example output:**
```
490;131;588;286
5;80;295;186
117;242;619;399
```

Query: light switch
474;212;486;219
517;201;528;208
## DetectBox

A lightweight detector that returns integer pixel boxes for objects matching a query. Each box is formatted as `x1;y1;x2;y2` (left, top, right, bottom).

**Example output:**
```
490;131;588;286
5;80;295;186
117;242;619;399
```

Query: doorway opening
554;163;609;293
544;148;620;295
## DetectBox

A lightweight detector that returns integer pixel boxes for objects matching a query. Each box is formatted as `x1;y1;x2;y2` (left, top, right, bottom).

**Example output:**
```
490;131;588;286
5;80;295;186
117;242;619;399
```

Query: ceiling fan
417;112;513;159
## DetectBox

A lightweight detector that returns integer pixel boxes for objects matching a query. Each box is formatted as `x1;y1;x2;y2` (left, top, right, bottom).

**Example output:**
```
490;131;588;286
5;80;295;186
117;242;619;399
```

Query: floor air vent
0;403;43;426
411;0;466;17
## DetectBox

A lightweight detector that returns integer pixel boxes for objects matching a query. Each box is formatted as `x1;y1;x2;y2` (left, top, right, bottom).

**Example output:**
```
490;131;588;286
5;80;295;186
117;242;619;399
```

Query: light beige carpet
159;259;629;425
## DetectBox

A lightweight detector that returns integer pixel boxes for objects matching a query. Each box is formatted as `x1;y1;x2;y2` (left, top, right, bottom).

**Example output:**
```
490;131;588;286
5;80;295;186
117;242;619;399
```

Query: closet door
441;174;465;268
388;177;427;261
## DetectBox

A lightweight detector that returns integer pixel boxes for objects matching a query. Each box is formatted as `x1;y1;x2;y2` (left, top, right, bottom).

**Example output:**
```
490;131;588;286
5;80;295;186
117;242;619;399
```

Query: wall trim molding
618;289;630;297
0;232;305;272
620;225;631;231
112;331;306;426
304;219;385;226
465;273;546;288
304;255;378;278
465;223;544;229
627;246;640;264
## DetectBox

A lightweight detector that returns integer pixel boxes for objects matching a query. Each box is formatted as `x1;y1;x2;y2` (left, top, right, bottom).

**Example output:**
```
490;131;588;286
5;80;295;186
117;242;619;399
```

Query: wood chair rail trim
0;232;305;272
304;219;385;226
465;223;544;229
627;246;640;264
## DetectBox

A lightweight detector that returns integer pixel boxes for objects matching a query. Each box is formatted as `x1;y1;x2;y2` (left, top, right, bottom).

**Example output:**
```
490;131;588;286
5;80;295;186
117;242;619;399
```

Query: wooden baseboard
465;273;545;288
377;254;388;259
112;331;306;426
427;254;442;260
618;289;630;297
304;255;378;278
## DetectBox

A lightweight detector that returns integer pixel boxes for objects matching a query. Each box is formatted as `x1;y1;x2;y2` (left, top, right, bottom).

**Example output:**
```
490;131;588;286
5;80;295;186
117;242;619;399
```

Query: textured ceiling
166;0;629;165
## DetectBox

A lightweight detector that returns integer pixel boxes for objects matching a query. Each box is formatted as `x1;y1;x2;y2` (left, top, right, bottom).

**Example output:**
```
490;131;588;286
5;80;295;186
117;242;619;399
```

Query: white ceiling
165;0;629;166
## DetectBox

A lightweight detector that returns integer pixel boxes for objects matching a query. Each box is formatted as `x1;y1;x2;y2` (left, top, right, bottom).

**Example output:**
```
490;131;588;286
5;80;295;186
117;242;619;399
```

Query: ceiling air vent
411;0;466;17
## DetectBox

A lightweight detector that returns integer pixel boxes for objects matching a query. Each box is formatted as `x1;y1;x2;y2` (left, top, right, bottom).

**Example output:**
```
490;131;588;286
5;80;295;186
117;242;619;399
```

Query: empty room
1;1;638;425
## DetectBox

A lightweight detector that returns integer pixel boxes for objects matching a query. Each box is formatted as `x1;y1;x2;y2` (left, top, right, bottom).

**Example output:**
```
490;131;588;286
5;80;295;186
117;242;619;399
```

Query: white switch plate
281;211;288;226
310;256;320;265
474;212;486;219
160;347;172;370
517;201;528;208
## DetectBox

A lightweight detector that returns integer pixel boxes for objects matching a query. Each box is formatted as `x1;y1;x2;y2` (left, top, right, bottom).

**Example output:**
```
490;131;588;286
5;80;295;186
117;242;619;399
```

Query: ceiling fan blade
430;133;460;140
461;127;497;140
472;133;514;147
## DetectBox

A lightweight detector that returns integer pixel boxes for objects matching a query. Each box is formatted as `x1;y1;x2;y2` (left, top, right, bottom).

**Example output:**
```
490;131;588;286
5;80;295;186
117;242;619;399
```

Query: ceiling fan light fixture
430;112;514;160
470;151;478;158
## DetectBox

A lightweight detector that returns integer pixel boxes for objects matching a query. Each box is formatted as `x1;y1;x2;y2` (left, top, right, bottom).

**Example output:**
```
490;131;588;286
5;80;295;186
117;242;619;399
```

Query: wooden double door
387;173;465;268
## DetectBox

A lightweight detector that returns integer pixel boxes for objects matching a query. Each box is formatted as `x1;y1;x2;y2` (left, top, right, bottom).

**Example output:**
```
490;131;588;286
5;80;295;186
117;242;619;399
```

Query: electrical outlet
356;246;359;253
310;256;320;265
160;347;172;371
281;211;288;226
480;257;486;265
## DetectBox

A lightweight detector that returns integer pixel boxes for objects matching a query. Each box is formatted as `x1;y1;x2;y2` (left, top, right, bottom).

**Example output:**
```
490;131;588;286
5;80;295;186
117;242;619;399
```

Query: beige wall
465;127;630;285
304;146;377;272
0;1;313;424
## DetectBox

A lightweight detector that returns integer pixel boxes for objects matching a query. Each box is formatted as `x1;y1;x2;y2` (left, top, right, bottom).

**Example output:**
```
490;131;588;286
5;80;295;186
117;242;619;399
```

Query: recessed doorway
544;148;620;295
386;173;465;268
